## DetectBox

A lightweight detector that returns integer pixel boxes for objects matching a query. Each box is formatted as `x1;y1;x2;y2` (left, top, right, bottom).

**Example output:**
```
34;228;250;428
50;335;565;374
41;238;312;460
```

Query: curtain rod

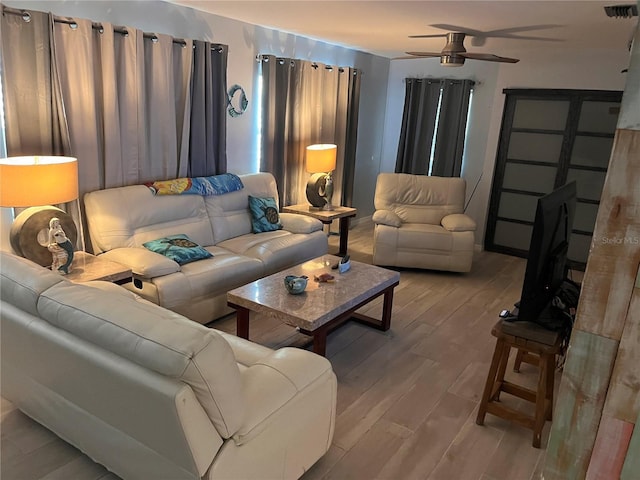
256;54;361;75
1;5;226;50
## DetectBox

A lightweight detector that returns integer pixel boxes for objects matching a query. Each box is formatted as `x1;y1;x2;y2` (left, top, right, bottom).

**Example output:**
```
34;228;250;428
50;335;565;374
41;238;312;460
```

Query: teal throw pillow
248;195;282;233
143;234;212;265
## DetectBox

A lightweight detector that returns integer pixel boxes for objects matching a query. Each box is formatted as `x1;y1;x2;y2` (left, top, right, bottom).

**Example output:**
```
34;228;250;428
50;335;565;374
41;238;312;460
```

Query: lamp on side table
305;144;337;211
0;156;79;272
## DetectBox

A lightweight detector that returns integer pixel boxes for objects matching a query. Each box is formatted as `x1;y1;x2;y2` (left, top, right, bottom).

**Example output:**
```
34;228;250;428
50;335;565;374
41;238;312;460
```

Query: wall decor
227;84;248;117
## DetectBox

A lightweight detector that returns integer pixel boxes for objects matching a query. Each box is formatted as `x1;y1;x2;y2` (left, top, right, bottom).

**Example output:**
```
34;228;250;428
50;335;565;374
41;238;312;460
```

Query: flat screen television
517;181;577;322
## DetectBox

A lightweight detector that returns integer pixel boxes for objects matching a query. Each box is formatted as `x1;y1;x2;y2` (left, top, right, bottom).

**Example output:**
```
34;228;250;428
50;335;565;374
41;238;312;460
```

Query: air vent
604;4;638;18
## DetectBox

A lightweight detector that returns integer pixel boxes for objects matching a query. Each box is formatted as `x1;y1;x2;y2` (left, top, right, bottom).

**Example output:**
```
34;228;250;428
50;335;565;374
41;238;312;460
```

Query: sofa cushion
205;173;281;244
374;173;466;225
143;234;213;265
100;248;180;278
36;280;245;439
248;196;282;233
84;185;215;254
0;252;67;317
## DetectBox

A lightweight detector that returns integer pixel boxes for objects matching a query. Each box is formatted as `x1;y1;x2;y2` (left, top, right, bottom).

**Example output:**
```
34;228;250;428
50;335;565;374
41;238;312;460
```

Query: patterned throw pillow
143;234;213;265
248;196;282;233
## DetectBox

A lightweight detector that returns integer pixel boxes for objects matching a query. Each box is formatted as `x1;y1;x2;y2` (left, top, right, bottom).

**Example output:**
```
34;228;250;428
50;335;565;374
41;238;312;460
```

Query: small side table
282;204;357;256
65;251;132;284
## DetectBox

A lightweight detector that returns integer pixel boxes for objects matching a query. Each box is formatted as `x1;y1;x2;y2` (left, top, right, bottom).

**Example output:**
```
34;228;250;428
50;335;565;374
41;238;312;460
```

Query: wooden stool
476;319;566;448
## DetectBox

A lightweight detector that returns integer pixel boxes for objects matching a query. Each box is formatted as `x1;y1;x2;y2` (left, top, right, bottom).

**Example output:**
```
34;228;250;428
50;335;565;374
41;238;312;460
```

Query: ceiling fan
404;24;563;66
404;32;519;67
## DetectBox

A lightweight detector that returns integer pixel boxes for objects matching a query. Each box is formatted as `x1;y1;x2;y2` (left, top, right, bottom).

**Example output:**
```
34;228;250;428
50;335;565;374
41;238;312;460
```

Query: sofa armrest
441;213;477;232
280;212;324;234
100;248;180;278
372;209;402;228
233;347;335;445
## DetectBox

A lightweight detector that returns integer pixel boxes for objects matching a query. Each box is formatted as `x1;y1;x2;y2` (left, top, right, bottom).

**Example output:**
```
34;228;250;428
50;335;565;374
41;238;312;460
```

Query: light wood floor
1;221;562;480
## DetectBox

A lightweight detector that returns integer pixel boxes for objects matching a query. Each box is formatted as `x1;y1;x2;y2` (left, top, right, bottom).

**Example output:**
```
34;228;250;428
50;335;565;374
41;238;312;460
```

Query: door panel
507;132;563;162
486;89;622;269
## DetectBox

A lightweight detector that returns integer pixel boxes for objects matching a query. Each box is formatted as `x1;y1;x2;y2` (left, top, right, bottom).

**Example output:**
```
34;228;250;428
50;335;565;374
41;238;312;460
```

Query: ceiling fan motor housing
441;32;467;66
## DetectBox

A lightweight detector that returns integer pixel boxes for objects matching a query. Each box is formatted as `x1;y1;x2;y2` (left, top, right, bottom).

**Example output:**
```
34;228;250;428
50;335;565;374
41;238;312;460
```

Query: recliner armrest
372;209;402;228
441;213;477;232
100;248;180;278
233;347;335;445
280;212;324;234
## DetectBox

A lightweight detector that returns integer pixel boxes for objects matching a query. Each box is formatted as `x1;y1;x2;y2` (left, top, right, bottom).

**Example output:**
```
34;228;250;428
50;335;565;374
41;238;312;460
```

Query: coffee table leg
380;288;394;331
236;307;250;339
312;330;328;357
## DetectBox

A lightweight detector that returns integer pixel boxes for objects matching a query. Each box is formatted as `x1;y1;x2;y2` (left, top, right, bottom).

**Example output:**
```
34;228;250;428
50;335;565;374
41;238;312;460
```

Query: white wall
1;0;390;221
383;48;630;247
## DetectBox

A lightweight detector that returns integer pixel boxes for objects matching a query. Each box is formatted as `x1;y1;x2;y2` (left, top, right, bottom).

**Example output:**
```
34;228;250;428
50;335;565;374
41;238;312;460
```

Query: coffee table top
227;256;400;331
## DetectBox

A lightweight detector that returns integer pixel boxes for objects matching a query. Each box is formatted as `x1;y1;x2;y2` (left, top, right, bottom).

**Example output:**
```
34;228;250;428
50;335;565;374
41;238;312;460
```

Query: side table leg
338;216;351;256
236;308;250;339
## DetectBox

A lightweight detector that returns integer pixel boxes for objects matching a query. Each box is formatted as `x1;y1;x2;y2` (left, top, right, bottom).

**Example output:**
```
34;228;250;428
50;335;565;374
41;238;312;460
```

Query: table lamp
0;156;79;270
305;144;337;211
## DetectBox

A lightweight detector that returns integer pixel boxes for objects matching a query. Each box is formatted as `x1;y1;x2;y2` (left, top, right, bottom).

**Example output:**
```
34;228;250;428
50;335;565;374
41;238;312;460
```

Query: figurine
48;217;74;274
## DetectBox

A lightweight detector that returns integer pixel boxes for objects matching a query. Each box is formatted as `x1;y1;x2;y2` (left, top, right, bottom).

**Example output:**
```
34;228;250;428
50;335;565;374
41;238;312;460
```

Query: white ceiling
170;0;638;60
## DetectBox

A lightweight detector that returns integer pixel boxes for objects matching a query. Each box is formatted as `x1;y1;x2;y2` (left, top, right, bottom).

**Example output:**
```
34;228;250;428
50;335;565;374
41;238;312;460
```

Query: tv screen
517;182;577;322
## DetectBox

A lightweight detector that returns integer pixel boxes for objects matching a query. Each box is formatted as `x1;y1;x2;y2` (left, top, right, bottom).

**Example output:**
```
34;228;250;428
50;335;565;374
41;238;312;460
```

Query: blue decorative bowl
284;275;308;294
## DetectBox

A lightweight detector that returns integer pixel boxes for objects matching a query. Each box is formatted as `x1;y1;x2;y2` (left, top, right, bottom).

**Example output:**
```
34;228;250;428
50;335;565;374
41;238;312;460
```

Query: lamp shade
306;144;337;173
0;156;78;207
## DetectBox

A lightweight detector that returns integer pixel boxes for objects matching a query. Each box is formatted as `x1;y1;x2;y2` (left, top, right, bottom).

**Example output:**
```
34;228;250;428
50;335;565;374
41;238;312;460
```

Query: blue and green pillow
143;234;212;265
248;195;282;233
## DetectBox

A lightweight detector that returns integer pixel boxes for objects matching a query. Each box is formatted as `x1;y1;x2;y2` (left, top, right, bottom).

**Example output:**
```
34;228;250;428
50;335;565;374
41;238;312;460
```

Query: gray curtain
259;55;361;207
2;10;69;157
341;69;361;207
395;78;474;177
188;41;228;177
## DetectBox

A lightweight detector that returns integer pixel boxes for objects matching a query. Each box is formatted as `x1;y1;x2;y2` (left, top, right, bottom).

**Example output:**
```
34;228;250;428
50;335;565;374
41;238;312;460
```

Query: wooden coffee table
227;256;400;356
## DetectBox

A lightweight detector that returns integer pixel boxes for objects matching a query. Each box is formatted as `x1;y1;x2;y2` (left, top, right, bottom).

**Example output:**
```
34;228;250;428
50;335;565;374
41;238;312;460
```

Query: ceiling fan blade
405;51;443;58
461;52;520;63
429;24;484;37
481;24;564;37
408;33;447;39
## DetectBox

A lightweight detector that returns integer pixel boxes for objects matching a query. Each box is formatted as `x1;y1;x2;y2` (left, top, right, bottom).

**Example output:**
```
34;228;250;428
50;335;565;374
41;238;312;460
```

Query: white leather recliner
372;173;476;273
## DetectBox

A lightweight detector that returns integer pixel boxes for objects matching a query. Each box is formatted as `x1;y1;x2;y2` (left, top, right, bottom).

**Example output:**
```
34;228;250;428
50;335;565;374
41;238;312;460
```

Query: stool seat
476;319;566;448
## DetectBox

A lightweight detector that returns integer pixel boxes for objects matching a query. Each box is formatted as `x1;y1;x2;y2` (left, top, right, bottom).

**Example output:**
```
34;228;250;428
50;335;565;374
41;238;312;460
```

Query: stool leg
476;338;506;426
546;353;556;421
532;355;550;448
493;342;511;402
514;349;525;372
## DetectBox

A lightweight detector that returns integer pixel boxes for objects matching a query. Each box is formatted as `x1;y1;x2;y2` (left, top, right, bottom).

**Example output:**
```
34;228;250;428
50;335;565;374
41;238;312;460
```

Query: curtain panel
395;78;474;177
258;55;361;208
1;5;229;251
188;41;228;177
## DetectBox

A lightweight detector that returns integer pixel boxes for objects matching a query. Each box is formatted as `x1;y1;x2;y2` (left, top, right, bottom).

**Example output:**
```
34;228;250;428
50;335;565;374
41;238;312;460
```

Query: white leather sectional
84;172;328;324
0;251;337;479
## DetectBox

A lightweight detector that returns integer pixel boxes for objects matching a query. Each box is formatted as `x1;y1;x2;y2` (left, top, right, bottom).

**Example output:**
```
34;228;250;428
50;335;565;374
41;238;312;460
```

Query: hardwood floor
1;221;561;480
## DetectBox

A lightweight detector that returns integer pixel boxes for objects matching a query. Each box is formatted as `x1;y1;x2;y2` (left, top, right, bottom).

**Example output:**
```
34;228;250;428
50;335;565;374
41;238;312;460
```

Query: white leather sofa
372;173;476;273
84;172;328;324
0;251;337;480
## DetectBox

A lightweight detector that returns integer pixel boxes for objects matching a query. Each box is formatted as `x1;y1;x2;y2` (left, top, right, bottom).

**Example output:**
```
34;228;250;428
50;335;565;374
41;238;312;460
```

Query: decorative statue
47;217;74;274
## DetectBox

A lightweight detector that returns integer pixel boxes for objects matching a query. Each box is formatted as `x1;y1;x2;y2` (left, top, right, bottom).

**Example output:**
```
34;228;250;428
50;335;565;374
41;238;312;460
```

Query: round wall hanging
227;84;248;117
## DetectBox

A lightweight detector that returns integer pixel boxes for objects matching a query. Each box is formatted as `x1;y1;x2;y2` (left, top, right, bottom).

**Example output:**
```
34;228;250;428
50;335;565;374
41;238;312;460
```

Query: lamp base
306;173;330;208
10;206;77;268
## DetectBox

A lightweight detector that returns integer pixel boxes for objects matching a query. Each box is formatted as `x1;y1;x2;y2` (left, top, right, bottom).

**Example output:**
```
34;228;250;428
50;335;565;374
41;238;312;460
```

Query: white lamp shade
0;156;78;207
306;144;337;173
